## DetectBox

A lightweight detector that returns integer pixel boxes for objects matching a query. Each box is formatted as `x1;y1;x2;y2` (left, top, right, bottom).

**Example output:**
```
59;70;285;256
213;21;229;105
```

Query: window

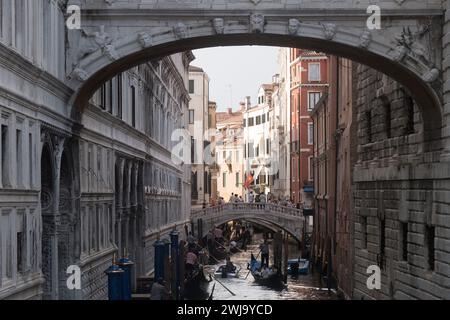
223;172;226;188
401;222;408;261
266;139;270;155
308;123;314;145
29;133;33;187
2;211;12;280
361;216;367;249
262;114;266;123
16;129;22;186
191;172;198;200
16;211;24;273
308;92;322;111
235;150;240;163
384;102;392;138
2;124;9;187
109;80;113;113
248;117;254;127
256;116;261;125
208;114;212;128
243;119;247;127
189;80;195;94
248;142;255;158
191;138;195;163
426;225;435;271
131;86;136;127
100;83;107;110
308;63;320;81
366;111;372;143
405;95;415;134
235;172;240;187
189;110;195;124
379;218;386;269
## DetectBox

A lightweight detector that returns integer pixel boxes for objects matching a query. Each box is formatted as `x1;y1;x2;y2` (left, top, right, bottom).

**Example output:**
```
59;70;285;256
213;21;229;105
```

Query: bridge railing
191;202;304;219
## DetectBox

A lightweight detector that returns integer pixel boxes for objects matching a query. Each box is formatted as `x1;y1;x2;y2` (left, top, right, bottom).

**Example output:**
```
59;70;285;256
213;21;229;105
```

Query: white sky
192;46;280;112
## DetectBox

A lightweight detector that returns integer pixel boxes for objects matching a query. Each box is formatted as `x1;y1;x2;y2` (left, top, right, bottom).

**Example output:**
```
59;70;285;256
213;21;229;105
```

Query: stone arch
208;216;302;243
68;21;443;141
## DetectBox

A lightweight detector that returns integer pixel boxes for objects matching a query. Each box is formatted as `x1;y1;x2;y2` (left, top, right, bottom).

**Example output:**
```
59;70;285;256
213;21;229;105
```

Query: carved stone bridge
190;203;307;241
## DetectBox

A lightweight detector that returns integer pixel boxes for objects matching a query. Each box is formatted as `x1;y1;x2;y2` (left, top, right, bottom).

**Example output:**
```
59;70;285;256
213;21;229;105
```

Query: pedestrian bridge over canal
190;203;308;242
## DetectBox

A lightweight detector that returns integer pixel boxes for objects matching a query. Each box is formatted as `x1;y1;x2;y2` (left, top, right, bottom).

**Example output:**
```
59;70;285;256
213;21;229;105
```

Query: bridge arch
211;217;302;243
68;15;443;140
191;203;305;243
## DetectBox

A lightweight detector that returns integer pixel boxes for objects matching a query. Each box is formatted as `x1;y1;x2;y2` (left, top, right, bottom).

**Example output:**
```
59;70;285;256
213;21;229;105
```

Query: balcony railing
191;202;304;219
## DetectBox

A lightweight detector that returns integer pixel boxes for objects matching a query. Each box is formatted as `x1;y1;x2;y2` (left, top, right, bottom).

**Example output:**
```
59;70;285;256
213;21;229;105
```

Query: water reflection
198;235;337;301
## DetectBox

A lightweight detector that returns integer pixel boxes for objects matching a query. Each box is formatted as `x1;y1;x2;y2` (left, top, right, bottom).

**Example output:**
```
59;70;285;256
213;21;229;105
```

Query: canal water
200;234;338;300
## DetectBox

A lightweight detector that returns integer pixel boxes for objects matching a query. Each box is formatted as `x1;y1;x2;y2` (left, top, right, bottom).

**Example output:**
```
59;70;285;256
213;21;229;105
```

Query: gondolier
259;240;269;267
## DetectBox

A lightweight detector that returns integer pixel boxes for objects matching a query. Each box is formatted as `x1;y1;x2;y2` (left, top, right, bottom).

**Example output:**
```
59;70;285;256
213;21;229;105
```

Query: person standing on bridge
248;191;255;203
260;193;266;203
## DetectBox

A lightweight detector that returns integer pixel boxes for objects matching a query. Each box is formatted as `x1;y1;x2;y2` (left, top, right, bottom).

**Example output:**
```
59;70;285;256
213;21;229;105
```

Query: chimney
239;102;245;111
245;96;251;110
227;108;233;114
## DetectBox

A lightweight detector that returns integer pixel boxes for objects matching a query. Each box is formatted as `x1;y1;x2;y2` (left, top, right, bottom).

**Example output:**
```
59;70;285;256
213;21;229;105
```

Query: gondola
248;254;284;288
208;242;228;263
215;265;240;278
287;258;310;275
183;265;212;300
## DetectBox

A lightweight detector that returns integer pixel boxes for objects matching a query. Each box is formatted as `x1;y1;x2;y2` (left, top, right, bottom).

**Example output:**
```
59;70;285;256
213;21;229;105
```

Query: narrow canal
199;233;338;300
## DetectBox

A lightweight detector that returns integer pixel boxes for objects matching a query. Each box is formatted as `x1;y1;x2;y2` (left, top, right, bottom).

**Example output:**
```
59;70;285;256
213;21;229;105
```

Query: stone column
50;136;65;300
115;157;125;252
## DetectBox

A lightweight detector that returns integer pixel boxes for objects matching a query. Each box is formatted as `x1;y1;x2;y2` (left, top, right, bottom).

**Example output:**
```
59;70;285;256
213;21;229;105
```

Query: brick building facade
289;49;328;207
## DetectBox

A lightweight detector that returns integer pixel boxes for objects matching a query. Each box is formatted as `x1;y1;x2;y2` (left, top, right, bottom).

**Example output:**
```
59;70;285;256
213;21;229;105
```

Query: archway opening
71;34;442;144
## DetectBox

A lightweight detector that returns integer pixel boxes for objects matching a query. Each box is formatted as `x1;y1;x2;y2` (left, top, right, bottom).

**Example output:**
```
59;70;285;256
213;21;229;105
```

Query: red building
289;49;329;207
310;56;357;298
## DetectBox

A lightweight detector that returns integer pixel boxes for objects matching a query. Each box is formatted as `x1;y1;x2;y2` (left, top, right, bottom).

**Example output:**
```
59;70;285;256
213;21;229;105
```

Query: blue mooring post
105;264;125;300
162;238;171;258
118;257;134;300
170;229;180;299
154;239;165;280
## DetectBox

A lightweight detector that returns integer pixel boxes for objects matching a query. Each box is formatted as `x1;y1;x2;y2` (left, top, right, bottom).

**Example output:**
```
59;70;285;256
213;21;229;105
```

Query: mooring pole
283;232;289;284
170;229;180;300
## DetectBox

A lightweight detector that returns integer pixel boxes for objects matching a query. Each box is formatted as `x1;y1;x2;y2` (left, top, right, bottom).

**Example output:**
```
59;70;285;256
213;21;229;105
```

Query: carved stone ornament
322;23;337;40
173;23;188;39
250;14;265;33
102;44;119;61
422;68;440;83
288;19;301;36
72;68;89;82
391;26;432;65
138;32;153;48
359;31;372;49
213;18;225;35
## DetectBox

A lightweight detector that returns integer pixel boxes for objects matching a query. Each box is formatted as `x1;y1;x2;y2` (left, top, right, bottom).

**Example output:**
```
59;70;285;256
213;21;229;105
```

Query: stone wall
353;64;450;300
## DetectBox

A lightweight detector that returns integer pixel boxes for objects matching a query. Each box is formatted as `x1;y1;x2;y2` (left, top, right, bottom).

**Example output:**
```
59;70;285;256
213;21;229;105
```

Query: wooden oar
211;274;236;296
208;283;216;300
